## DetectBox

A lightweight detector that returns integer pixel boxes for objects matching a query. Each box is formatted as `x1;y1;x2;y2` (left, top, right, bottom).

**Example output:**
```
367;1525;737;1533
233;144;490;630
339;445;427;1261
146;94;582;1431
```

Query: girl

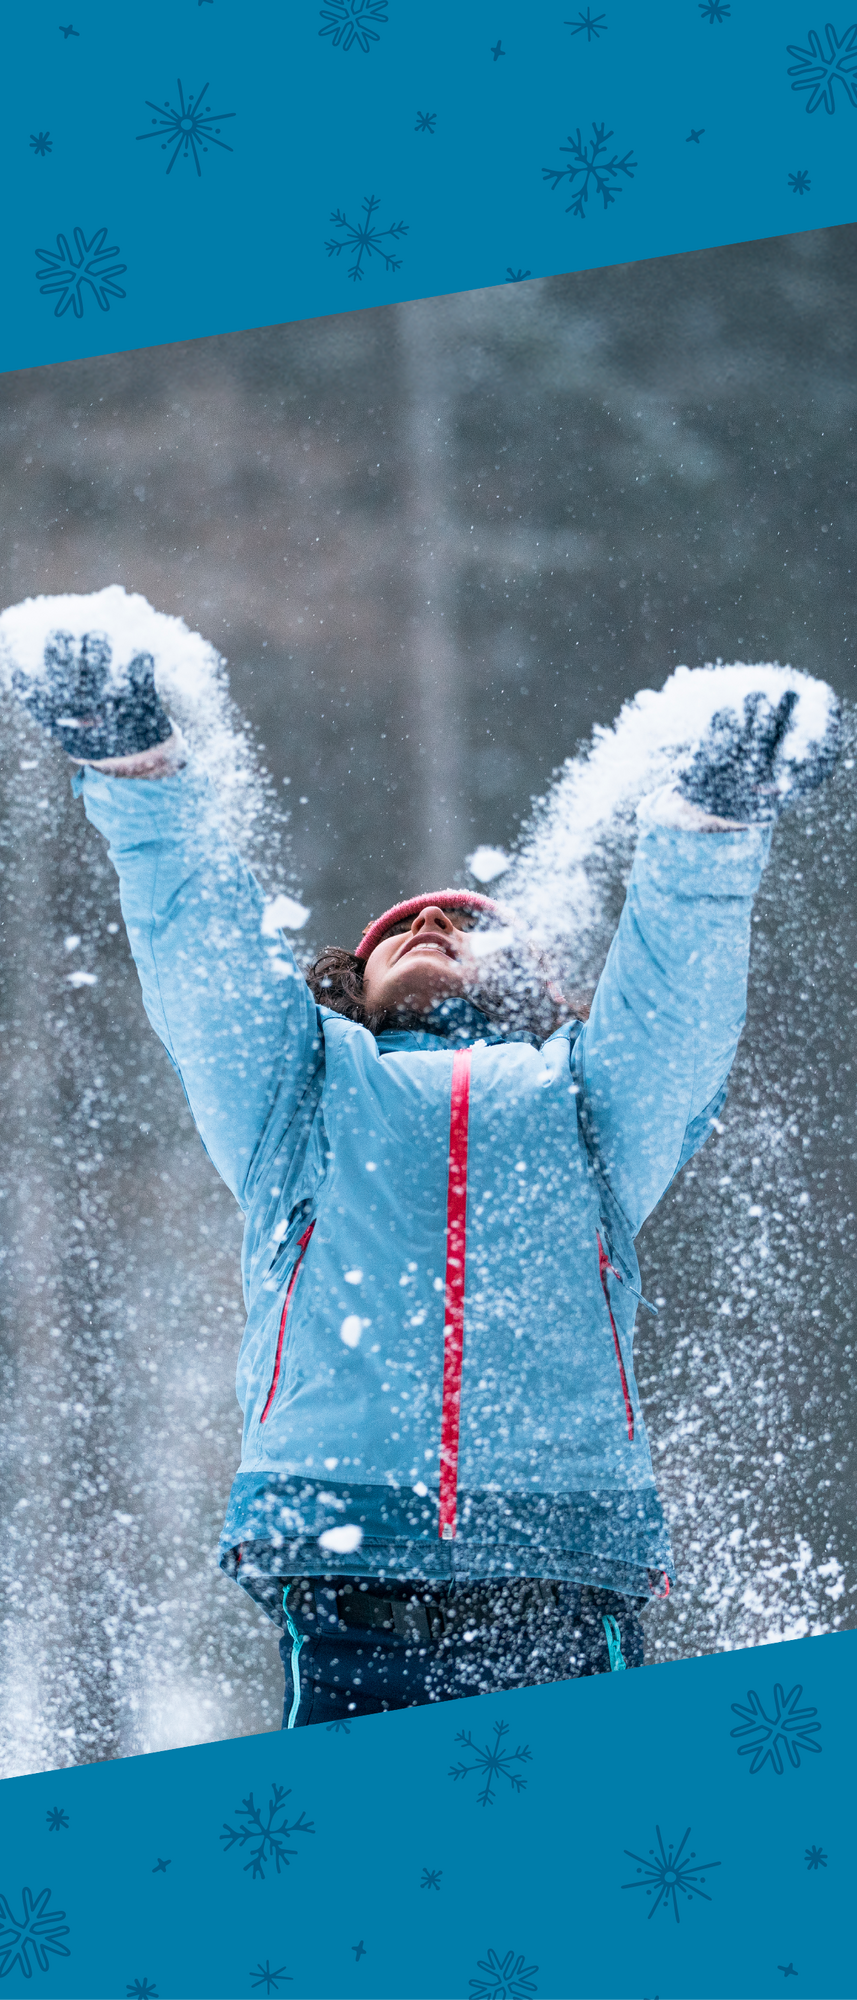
4;591;838;1728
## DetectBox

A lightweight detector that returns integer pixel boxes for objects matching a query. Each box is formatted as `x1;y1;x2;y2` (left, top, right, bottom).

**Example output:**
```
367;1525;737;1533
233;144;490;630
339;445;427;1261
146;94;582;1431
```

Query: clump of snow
318;1524;363;1554
261;893;311;934
0;586;287;874
499;662;838;981
467;844;511;883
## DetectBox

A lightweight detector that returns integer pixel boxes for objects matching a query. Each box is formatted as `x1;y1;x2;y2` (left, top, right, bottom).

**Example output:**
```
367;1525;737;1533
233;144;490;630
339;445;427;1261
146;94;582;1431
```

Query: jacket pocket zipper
597;1231;635;1444
260;1220;315;1424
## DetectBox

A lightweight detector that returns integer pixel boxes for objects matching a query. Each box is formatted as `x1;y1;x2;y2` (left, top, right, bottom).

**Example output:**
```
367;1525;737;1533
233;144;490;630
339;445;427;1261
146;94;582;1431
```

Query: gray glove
677;686;840;823
11;627;172;761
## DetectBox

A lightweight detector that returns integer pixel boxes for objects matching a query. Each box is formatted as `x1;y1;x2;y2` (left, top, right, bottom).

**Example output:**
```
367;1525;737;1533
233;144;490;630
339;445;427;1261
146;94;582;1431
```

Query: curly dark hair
304;943;591;1039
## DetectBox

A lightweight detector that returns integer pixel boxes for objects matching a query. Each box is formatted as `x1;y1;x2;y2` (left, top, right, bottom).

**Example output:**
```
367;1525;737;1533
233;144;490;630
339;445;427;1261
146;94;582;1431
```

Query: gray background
1;221;855;1772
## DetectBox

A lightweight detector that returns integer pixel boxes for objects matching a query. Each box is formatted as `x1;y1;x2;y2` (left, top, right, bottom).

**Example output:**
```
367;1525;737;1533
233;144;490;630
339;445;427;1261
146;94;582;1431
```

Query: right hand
11;627;172;761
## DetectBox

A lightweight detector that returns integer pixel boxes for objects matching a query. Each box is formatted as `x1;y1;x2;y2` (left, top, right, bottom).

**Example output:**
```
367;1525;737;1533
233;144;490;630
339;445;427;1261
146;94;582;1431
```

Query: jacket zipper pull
601;1249;659;1317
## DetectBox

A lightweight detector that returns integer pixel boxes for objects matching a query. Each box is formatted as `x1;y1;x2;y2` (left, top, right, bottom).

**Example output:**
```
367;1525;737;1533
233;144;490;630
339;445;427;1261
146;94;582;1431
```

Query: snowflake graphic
469;1947;539;1999
789;169;811;192
325;195;408;281
805;1844;828;1870
730;1684;822;1774
420;1868;442;1889
449;1719;531;1807
35;226;127;320
30;131;53;155
325;1720;351;1734
566;10;607;38
45;1808;69;1831
0;1889;70;1981
787;23;857;112
622;1826;721;1922
220;1782;314;1880
415;110;437;132
137;80;235;176
319;1;388;52
543;123;637;218
506;267;532;281
126;1983;158;2000
699;0;730;17
252;1963;292;1993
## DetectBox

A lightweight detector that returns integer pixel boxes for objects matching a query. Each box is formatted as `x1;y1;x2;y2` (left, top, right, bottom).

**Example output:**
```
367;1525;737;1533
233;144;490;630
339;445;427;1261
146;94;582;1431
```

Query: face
360;905;485;1016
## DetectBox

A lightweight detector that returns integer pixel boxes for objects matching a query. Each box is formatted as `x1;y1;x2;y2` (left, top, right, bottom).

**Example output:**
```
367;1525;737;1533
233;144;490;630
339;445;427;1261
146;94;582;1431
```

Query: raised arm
1;596;322;1210
77;757;322;1209
572;674;840;1234
572;813;769;1234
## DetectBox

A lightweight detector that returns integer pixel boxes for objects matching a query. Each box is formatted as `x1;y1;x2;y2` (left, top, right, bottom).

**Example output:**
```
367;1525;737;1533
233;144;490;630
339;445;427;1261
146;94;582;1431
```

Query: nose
410;905;455;937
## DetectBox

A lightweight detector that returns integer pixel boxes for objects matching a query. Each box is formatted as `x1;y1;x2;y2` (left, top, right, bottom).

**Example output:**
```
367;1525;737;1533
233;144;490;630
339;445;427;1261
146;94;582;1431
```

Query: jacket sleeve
77;763;323;1209
572;822;771;1235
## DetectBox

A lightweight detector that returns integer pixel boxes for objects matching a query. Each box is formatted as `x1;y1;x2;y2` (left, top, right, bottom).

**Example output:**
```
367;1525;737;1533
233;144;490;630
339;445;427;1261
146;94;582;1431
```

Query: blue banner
0;1630;851;1998
1;2;855;369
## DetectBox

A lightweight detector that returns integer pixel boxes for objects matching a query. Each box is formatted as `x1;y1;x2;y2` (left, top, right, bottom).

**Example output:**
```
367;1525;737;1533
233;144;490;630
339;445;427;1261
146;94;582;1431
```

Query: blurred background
1;221;856;1772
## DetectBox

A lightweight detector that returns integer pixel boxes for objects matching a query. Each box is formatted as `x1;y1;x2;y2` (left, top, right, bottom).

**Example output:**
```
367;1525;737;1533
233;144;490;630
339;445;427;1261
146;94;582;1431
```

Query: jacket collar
374;997;535;1053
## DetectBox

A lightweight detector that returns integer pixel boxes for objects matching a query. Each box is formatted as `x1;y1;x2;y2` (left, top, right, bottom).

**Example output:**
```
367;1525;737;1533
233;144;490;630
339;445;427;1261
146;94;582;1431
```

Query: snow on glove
10;626;173;760
677;682;841;823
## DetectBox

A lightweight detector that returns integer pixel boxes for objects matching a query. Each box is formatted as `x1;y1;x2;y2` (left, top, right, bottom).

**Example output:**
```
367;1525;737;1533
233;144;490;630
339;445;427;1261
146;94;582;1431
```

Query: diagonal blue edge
2;0;856;374
0;1629;852;1999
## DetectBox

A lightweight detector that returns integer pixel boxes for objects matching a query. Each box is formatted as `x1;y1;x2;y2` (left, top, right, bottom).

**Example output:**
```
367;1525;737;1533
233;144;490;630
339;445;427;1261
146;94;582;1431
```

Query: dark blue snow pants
278;1576;645;1728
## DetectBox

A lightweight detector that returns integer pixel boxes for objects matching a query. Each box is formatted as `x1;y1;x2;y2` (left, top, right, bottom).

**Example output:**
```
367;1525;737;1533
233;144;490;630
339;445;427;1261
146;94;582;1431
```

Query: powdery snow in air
498;661;838;979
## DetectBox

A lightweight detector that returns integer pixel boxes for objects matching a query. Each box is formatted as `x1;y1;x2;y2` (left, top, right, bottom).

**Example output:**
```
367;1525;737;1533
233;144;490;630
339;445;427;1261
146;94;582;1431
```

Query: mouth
398;936;459;963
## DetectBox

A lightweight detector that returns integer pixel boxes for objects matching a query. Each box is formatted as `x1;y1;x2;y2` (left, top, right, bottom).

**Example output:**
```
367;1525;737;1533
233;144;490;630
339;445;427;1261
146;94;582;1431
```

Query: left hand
677;684;841;823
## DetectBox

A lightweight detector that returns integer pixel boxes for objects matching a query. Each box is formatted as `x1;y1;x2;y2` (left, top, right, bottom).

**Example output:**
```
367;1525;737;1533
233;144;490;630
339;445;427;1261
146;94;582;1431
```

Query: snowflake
542;123;637;219
415;110;437;132
699;0;730;17
469;1947;539;1999
252;1963;292;1993
805;1844;828;1870
506;267;532;281
220;1782;314;1879
622;1826;721;1922
325;1720;351;1733
325;195;408;281
420;1868;442;1889
126;1984;158;2000
30;131;53;155
45;1808;69;1831
730;1684;822;1774
566;10;607;38
449;1719;531;1807
137;80;235;176
319;1;388;52
35;226;127;320
789;170;811;192
0;1889;70;1981
787;23;857;113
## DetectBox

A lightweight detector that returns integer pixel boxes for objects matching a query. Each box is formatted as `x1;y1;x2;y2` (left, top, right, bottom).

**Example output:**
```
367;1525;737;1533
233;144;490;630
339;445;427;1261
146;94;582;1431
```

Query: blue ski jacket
78;764;770;1610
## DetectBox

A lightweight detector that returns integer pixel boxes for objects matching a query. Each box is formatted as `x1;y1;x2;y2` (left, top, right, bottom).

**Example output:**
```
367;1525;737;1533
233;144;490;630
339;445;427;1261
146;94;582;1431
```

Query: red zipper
260;1221;315;1424
438;1049;472;1541
597;1231;635;1443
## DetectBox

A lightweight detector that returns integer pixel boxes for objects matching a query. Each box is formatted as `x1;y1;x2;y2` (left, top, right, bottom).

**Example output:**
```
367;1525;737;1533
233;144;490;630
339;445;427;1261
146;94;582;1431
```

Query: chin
390;976;466;1013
